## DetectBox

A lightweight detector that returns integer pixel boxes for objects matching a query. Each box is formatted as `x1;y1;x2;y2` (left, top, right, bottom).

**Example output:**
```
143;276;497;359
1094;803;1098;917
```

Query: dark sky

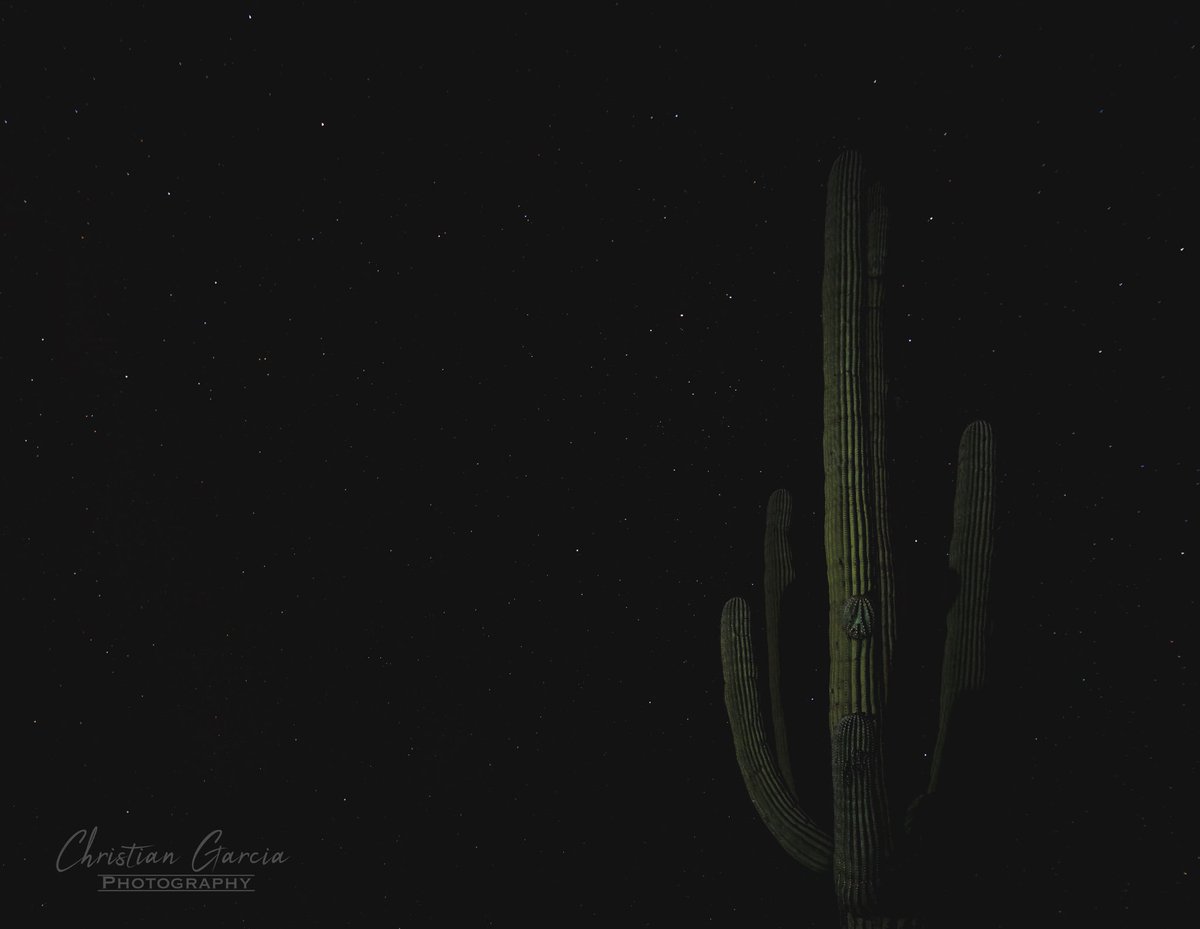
6;6;1196;927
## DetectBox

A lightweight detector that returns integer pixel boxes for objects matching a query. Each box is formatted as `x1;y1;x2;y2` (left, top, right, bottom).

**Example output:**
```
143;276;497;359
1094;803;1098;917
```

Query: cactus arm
721;597;833;873
763;489;797;794
928;420;997;792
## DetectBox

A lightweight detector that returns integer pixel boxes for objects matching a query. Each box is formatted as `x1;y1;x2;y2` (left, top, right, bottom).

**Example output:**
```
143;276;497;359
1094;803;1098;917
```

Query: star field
6;6;1197;926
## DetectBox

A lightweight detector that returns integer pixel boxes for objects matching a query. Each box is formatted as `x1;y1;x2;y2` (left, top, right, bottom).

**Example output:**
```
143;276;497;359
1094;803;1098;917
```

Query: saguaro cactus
720;151;996;928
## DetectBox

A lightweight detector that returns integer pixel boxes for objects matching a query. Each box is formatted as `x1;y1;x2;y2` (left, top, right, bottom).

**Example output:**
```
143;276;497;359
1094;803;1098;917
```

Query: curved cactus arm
721;597;833;873
929;420;997;792
763;489;797;794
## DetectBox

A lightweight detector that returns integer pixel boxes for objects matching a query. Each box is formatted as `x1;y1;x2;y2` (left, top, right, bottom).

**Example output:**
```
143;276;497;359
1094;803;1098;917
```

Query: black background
6;5;1196;926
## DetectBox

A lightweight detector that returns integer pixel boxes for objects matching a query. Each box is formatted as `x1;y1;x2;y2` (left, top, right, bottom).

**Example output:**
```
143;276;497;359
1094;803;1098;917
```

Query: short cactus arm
929;420;997;792
721;597;834;873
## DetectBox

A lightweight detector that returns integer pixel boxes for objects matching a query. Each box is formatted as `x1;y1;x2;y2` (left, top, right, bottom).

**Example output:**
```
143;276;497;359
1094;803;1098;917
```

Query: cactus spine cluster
720;151;997;928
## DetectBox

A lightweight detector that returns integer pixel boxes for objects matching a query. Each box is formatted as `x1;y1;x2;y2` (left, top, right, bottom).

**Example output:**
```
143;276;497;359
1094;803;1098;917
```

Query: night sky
7;6;1196;927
